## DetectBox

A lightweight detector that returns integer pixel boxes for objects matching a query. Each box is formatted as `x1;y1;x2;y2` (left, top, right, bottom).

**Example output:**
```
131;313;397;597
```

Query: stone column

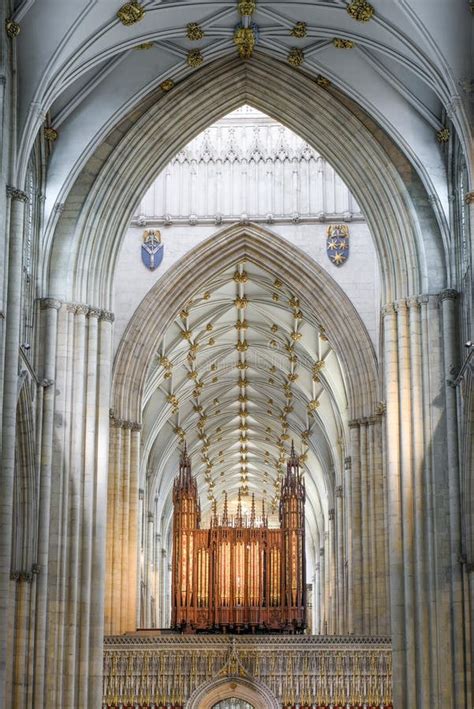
127;425;140;630
46;302;74;703
64;304;88;706
0;187;28;705
105;416;141;635
105;419;121;634
382;303;405;705
343;456;353;633
359;419;370;633
349;422;363;632
145;512;154;626
439;288;466;706
160;548;168;627
136;489;144;627
407;297;431;700
313;565;320;635
34;297;61;703
76;307;100;707
327;508;336;633
89;310;114;707
335;485;344;634
319;545;325;633
119;423;132;631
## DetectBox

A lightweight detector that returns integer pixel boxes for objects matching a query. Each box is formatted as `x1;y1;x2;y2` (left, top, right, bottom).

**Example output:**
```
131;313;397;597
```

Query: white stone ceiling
12;0;473;225
143;260;347;539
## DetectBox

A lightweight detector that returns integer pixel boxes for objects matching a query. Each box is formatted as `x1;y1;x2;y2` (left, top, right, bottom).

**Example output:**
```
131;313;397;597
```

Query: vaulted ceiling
11;0;473;227
142;260;348;543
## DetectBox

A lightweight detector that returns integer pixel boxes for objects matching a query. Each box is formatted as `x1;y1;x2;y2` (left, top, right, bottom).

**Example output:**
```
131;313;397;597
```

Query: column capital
100;310;115;323
39;297;61;311
439;288;458;303
87;307;102;319
74;303;90;316
109;413;142;431
6;186;28;202
464;191;474;205
393;298;408;312
406;296;420;310
375;401;386;417
381;303;396;317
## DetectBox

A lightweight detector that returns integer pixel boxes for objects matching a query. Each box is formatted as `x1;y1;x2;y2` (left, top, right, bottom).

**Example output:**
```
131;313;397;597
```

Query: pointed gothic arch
112;222;378;423
44;54;446;309
106;222;384;635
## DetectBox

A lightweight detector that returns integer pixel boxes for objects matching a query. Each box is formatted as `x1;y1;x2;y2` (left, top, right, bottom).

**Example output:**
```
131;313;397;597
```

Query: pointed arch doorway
185;676;280;709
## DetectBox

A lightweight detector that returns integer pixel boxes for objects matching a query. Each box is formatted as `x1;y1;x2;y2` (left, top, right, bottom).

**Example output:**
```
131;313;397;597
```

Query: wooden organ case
171;445;306;633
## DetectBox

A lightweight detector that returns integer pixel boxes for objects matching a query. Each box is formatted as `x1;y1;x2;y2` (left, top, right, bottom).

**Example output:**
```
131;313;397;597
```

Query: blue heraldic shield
141;229;164;271
326;224;350;267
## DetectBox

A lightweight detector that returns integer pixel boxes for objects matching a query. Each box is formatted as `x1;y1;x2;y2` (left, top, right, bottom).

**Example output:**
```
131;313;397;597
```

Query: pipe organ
171;445;306;633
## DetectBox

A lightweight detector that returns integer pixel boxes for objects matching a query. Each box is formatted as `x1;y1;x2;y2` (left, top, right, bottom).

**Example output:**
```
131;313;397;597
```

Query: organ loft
171;444;306;634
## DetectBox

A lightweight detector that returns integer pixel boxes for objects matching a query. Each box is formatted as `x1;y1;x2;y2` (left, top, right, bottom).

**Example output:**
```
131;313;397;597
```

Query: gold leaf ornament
5;19;20;38
238;0;256;16
44;127;59;142
291;22;307;38
160;79;175;92
234;26;256;60
333;37;355;49
186;22;204;40
436;127;450;143
347;0;374;22
316;75;331;89
187;49;204;68
117;1;144;26
288;48;304;67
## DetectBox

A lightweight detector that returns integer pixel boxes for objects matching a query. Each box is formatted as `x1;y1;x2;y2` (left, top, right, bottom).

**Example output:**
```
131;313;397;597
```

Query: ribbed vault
110;224;378;600
46;55;446;308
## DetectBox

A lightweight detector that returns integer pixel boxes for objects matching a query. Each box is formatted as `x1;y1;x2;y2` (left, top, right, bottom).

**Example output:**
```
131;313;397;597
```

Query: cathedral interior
0;1;472;708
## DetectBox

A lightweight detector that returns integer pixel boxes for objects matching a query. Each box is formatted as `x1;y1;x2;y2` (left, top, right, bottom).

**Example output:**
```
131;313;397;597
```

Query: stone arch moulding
45;55;446;308
185;675;280;709
112;222;378;424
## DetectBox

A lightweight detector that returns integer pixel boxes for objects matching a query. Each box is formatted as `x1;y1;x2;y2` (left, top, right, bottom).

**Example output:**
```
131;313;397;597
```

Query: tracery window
212;699;254;709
